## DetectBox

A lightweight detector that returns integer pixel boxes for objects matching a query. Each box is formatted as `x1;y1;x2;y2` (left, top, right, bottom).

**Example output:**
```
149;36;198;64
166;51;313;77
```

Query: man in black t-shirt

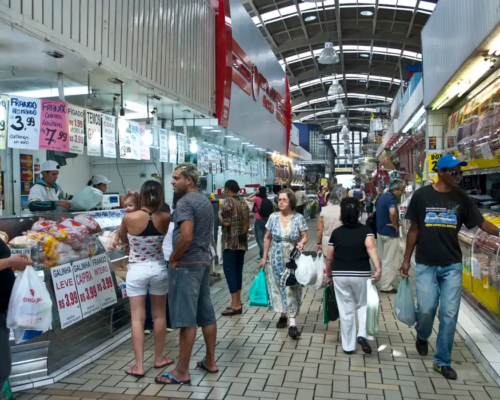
402;155;499;380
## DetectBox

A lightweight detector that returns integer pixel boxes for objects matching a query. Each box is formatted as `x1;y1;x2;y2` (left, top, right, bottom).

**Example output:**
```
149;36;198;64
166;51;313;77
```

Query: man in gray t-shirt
172;191;213;263
157;163;217;386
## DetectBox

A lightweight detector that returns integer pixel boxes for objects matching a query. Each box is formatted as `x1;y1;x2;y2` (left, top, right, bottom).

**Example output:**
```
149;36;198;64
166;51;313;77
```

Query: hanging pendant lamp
337;114;348;126
333;99;346;113
328;79;344;96
318;42;340;65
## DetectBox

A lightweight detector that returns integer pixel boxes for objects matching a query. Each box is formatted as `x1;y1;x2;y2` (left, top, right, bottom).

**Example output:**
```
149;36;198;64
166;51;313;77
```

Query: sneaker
288;326;301;339
357;337;372;354
380;288;398;294
433;364;457;380
144;329;152;335
166;328;174;332
343;350;355;355
276;317;288;329
416;337;428;356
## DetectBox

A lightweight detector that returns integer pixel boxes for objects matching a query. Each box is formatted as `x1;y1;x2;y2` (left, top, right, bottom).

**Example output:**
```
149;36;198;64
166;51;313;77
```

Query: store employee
28;160;72;212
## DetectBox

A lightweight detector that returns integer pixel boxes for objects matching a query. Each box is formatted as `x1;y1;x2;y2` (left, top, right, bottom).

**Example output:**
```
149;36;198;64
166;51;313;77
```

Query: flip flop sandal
154;356;175;369
221;307;242;316
154;372;191;385
196;358;219;374
124;366;145;378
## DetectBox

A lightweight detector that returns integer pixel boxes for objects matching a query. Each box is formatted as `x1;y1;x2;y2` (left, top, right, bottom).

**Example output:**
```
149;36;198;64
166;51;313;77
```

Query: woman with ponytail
325;198;382;355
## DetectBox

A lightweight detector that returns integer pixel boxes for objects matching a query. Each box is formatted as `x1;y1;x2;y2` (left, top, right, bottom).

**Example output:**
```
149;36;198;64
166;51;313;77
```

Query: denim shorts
126;260;168;297
168;262;216;329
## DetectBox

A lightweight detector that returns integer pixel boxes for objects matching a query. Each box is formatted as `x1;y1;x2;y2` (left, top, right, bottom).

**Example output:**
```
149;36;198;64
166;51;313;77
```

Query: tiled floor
16;221;500;400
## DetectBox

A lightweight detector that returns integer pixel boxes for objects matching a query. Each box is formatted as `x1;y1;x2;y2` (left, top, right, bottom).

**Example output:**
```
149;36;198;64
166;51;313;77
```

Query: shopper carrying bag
394;278;416;327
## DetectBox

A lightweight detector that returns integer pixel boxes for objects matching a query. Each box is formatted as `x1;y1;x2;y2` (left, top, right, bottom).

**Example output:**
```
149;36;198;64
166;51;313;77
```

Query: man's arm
169;220;194;264
389;207;399;231
401;222;418;277
479;219;500;237
316;216;324;252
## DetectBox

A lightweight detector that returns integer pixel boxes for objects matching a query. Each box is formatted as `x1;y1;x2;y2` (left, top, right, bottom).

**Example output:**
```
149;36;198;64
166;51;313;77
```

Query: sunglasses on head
441;168;463;177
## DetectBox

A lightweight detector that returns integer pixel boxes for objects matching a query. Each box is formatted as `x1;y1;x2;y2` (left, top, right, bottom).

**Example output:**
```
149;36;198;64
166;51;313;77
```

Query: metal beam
335;0;348;123
292;87;393;106
406;0;420;38
274;31;420;53
248;0;277;48
293;0;309;40
372;0;379;34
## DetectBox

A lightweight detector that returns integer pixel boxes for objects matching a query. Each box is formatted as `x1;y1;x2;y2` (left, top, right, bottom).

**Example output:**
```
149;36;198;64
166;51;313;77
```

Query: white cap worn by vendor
91;175;112;185
40;160;61;172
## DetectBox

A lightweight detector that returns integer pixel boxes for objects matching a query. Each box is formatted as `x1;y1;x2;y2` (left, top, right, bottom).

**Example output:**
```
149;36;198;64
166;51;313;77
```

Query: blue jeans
223;249;245;293
415;263;462;367
254;219;267;258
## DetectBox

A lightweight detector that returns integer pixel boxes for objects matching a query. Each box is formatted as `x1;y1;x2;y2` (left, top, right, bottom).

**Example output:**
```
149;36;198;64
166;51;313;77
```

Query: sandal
221;307;242;316
155;372;191;385
154;356;175;369
196;358;219;374
125;366;145;378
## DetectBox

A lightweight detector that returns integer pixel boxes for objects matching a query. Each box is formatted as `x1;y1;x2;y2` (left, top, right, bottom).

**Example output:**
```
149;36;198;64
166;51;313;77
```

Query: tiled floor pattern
16;221;500;400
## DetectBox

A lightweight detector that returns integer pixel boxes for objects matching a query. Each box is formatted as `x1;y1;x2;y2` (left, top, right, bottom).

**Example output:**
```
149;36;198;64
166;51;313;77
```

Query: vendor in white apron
28;160;72;212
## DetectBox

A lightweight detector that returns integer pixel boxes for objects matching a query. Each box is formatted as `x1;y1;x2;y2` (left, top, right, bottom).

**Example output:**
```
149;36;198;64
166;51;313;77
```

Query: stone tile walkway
16;221;500;400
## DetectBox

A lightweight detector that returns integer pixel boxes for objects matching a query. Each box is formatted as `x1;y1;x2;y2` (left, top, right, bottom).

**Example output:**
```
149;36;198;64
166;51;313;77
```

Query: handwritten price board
7;96;41;150
86;110;102;157
51;263;83;329
159;129;169;163
102;114;117;158
129;121;141;160
139;123;151;160
0;95;8;150
68;105;85;154
72;258;101;318
91;254;117;308
39;99;70;152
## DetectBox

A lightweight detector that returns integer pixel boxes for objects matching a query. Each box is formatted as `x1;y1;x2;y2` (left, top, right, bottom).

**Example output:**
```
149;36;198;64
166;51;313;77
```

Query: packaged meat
26;231;60;268
59;219;90;238
74;214;101;233
9;236;32;249
0;231;9;244
31;219;57;232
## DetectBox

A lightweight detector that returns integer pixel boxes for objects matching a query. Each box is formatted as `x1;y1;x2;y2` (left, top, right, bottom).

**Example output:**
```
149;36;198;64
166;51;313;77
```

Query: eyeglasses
443;170;463;177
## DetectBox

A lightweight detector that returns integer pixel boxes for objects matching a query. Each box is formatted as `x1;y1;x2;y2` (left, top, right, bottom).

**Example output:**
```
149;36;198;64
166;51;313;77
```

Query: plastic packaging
7;266;53;332
74;214;101;232
295;254;316;285
394;278;416;327
70;186;104;211
366;279;380;336
312;253;326;290
248;270;269;307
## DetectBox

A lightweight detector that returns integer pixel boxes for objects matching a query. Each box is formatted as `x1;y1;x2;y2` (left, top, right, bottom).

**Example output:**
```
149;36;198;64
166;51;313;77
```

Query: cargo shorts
168;262;216;329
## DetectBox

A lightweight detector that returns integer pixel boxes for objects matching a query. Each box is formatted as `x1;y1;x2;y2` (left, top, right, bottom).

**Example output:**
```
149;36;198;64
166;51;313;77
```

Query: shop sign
51;263;83;329
7;96;41;150
91;254;117;309
139;123;151;160
177;133;186;163
427;151;461;183
0;95;8;150
68;105;85;154
169;131;177;164
102;115;117;158
72;258;102;318
86;110;102;157
38;99;70;152
159;129;169;163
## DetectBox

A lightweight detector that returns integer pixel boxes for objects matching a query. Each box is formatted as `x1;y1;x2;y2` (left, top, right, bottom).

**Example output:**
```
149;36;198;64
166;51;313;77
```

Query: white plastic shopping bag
70;186;104;211
366;279;380;336
7;266;53;332
295;254;316;285
312;253;326;290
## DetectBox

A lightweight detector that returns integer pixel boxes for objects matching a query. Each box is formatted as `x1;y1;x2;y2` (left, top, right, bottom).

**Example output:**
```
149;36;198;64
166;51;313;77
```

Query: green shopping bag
249;270;269;307
323;285;339;325
2;380;14;400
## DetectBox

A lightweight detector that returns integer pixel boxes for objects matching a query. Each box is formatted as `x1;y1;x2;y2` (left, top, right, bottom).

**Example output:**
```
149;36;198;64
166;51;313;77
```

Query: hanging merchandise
102;114;117;158
68;105;85;154
159;129;169;163
39;99;70;152
177;133;186;163
139;123;151;160
169;131;177;164
85;110;102;157
7;96;41;150
0;95;7;150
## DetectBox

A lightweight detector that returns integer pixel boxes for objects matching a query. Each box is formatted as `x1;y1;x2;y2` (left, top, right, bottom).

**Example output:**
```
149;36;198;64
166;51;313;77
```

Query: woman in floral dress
259;189;308;339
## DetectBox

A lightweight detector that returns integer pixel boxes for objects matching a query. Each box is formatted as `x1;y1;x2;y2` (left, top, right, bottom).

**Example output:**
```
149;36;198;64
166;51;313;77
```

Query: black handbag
326;285;339;321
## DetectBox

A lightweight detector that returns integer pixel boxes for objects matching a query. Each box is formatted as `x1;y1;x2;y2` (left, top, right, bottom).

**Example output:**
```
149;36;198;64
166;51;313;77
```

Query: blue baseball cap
436;154;468;170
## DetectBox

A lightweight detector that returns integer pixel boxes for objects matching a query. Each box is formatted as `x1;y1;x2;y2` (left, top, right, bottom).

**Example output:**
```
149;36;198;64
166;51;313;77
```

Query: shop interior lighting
318;42;340;65
242;142;250;145
212;129;222;132
333;99;347;113
202;126;213;129
402;106;425;133
231;137;240;141
189;138;198;154
7;86;89;98
225;135;234;138
338;114;348;126
360;10;373;16
304;15;317;22
328;79;344;95
248;144;255;147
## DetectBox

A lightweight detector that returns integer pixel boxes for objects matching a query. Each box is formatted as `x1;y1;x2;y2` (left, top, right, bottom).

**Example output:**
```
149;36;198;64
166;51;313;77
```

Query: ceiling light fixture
328;79;344;96
338;114;348;126
360;10;373;16
333;99;347;113
360;53;370;58
212;129;222;132
189;138;198;154
7;86;90;98
231;137;240;141
225;135;234;138
318;42;340;64
304;15;317;22
202;126;213;129
45;50;64;59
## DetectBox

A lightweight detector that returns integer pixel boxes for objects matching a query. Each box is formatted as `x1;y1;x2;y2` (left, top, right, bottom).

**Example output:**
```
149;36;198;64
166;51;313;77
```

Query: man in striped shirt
28;161;72;212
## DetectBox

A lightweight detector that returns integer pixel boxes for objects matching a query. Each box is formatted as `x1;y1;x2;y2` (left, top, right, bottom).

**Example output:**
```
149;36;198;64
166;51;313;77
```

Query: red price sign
51;263;82;329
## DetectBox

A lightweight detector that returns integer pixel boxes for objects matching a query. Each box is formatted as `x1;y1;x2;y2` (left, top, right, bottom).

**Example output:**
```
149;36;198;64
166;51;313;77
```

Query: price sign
140;123;151;160
39;99;70;152
102;114;117;158
169;131;177;164
72;258;101;318
68;105;85;154
7;96;41;150
91;254;117;308
86;110;102;156
118;118;132;159
159;129;169;162
0;95;8;150
129;121;141;160
51;263;82;329
428;153;443;174
177;133;186;163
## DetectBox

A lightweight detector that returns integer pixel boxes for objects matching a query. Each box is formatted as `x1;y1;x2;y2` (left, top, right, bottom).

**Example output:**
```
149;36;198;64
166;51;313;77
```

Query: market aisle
17;220;500;400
